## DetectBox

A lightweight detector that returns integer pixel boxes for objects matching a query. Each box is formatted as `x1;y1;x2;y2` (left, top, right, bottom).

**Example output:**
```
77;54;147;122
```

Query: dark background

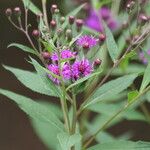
0;0;150;150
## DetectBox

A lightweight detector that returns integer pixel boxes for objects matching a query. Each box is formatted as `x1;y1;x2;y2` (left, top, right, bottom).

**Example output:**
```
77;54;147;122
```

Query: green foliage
57;132;82;150
29;57;62;98
8;43;37;55
104;23;120;62
30;101;62;150
140;62;150;92
0;89;64;132
66;70;102;91
128;90;139;103
22;0;41;14
3;65;57;97
84;74;138;108
88;141;150;150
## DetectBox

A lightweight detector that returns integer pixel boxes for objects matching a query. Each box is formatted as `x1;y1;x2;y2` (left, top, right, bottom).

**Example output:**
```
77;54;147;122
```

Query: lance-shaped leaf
83;74;138;108
140;62;150;92
22;0;41;14
57;132;82;150
8;43;37;55
104;23;120;62
66;70;102;91
29;57;62;98
87;141;150;150
31;101;62;150
0;89;64;132
3;65;58;97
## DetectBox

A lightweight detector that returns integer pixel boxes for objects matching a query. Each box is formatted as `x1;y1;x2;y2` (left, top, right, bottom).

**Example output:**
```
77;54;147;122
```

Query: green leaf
57;132;82;150
29;57;62;98
87;141;150;150
88;102;145;121
140;62;150;92
8;43;37;55
31;101;62;150
3;65;57;97
84;74;138;108
0;89;64;132
104;23;120;62
66;70;102;91
128;90;139;103
22;0;41;14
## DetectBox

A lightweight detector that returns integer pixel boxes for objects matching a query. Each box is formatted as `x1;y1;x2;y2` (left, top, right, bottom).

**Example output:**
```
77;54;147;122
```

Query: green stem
83;86;150;149
71;91;77;134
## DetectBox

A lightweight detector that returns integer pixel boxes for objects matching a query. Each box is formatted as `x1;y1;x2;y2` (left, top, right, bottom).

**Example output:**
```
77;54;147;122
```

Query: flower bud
51;4;57;14
138;14;148;25
42;52;51;59
69;16;75;25
126;1;135;13
50;20;57;29
99;33;106;43
76;19;84;32
5;8;12;17
94;59;102;68
57;28;63;37
122;21;128;29
32;29;40;38
66;29;72;41
54;9;60;14
14;7;21;17
60;17;65;24
83;43;89;49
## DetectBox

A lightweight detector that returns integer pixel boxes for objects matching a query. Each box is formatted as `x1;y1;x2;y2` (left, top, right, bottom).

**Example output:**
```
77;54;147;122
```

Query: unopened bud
5;8;12;17
83;43;89;49
42;52;51;59
76;19;84;32
54;9;60;14
138;14;148;25
122;21;128;29
14;7;21;17
32;29;40;38
94;59;102;68
69;16;75;25
50;20;57;29
57;28;63;36
66;29;72;41
60;17;65;24
126;1;135;13
51;4;57;14
99;33;106;43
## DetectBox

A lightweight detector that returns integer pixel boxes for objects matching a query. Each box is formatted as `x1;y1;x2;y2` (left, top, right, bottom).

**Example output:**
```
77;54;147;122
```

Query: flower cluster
47;35;100;84
139;50;150;64
85;7;118;32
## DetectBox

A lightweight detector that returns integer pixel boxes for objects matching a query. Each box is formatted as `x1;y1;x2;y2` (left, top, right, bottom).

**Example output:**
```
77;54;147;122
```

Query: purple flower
85;7;118;32
47;63;72;84
47;64;60;84
77;35;98;48
51;49;76;61
147;49;150;55
72;59;93;80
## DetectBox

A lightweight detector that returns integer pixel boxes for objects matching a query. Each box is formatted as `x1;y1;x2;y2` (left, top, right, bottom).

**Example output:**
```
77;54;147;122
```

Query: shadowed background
0;0;150;150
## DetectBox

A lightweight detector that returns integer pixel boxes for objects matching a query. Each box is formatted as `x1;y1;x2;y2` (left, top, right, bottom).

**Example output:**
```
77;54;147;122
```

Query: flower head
47;63;72;84
51;49;76;61
139;51;148;64
72;59;93;80
85;7;118;32
77;35;98;48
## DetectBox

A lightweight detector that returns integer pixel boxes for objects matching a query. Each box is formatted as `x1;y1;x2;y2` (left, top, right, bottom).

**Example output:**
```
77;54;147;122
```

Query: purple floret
85;7;118;32
77;35;98;48
51;49;76;61
72;59;93;80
